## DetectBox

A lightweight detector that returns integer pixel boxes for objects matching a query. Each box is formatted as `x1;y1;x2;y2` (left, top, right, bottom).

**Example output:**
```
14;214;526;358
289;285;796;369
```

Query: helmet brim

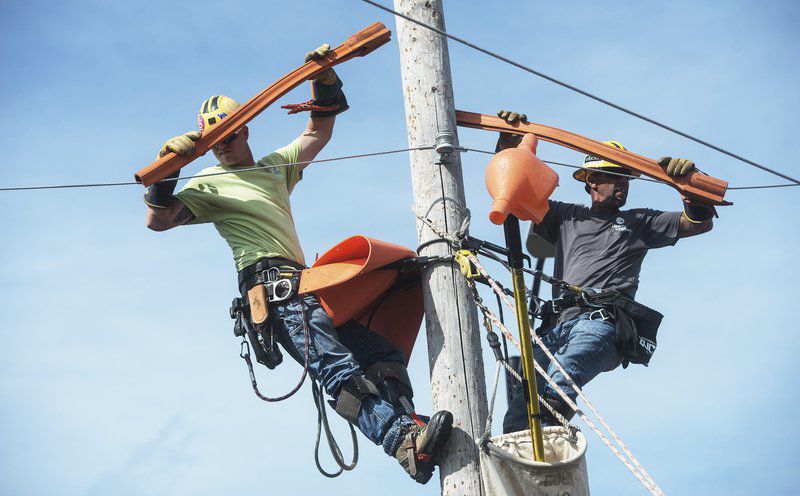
573;165;641;182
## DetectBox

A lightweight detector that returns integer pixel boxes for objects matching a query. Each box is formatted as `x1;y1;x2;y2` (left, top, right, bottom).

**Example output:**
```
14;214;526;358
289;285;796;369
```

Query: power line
360;0;800;186
0;147;432;192
2;144;794;193
460;147;798;191
727;183;800;190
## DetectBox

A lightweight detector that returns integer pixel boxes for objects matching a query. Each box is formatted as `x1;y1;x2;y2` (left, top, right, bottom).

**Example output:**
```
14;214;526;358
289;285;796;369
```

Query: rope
413;204;471;248
361;0;799;186
238;298;311;403
466;253;665;496
0;146;434;192
469;280;573;432
311;379;359;478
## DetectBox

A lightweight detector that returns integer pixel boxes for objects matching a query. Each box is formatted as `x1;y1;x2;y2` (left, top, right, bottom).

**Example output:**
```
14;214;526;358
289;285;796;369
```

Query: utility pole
393;1;488;494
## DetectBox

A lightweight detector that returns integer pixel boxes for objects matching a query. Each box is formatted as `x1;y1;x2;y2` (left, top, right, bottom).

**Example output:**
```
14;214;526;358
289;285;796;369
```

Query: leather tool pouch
611;297;663;368
230;296;283;370
247;285;269;324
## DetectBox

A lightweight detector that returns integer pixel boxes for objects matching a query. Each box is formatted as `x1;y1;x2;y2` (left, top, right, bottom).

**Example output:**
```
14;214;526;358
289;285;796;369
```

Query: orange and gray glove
495;109;526;152
145;131;200;208
305;44;348;118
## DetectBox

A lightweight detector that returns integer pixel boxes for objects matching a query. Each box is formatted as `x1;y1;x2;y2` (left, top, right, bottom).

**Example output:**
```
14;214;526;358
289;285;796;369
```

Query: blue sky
1;1;798;495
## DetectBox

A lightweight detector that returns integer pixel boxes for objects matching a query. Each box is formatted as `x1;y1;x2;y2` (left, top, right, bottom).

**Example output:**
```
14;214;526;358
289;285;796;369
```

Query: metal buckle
589;308;611;321
581;287;606;308
265;267;281;282
550;297;566;313
265;278;294;303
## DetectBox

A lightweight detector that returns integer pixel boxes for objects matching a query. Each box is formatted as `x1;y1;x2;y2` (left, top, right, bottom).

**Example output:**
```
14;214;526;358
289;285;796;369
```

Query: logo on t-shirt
611;216;632;233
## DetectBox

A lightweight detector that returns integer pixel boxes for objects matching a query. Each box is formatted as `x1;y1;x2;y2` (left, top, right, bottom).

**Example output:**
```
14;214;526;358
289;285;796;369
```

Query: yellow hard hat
197;95;240;133
572;140;641;182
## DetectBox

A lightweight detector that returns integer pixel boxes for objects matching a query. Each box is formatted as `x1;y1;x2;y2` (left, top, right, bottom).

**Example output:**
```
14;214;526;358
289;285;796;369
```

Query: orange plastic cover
486;134;559;224
457;110;730;206
299;236;423;363
135;23;391;186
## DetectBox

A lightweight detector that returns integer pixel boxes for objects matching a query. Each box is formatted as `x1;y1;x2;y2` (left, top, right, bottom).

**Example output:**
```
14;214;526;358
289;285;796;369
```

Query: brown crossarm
456;110;730;205
135;22;391;186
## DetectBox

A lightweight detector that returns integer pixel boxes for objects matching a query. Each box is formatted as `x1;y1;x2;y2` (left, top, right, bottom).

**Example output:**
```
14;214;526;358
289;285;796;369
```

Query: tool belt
230;257;305;370
538;289;663;368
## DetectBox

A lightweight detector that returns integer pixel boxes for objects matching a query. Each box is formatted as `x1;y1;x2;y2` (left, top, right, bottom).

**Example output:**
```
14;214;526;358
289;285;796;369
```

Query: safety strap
455;110;729;206
232;297;310;403
334;375;380;424
311;379;359;478
365;362;415;414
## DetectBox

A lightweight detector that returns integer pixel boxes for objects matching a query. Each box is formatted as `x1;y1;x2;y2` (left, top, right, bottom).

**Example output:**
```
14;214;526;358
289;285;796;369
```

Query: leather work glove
495;109;527;151
305;43;338;85
157;131;201;159
497;109;527;124
658;156;696;177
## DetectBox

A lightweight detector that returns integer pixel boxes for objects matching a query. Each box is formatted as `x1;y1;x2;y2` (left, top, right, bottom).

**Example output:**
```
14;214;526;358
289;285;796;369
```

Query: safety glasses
216;130;241;147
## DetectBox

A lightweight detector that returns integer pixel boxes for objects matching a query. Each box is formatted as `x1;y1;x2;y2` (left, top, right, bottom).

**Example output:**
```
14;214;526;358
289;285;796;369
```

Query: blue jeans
269;293;413;455
503;313;622;432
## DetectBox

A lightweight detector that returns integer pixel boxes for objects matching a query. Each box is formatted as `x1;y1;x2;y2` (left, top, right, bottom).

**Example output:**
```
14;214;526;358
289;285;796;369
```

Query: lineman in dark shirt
494;111;715;432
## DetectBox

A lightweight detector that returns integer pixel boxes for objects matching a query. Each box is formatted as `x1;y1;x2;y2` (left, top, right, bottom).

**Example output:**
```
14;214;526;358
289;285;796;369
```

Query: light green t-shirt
175;138;305;271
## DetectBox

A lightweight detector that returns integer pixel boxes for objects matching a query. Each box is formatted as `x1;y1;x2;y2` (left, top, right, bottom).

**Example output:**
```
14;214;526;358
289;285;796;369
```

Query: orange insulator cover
457;110;731;206
298;236;423;364
485;134;559;225
134;23;391;186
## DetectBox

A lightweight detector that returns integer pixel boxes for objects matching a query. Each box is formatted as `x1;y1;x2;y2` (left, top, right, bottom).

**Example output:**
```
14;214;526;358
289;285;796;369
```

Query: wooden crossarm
135;22;391;186
456;110;730;205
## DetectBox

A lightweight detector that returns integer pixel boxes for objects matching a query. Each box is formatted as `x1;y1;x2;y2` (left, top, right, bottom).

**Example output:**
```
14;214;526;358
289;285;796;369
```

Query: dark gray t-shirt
534;200;682;322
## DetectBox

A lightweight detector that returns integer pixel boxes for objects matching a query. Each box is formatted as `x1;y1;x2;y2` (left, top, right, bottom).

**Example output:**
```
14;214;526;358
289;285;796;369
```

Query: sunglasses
217;130;241;146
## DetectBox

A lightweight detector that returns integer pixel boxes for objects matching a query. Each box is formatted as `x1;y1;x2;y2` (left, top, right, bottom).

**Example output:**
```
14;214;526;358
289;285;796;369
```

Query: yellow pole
503;215;546;461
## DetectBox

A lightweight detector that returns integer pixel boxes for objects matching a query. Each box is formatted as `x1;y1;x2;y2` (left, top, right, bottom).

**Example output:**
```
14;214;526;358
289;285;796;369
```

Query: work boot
395;410;453;484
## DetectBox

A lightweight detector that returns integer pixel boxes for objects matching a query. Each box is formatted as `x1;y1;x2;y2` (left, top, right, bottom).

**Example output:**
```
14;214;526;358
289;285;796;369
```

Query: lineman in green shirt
142;45;452;484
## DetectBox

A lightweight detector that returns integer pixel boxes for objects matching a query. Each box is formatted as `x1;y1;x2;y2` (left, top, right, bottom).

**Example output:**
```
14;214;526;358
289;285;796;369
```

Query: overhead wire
0;144;794;192
360;0;800;186
0;146;433;192
460;146;798;191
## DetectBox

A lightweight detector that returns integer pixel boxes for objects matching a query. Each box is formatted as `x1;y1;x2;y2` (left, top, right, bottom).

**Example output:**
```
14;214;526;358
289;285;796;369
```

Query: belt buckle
589;308;611;321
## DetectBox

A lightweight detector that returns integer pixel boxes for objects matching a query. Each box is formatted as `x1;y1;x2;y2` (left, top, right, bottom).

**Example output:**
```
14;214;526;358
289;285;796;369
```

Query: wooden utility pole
393;1;488;494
